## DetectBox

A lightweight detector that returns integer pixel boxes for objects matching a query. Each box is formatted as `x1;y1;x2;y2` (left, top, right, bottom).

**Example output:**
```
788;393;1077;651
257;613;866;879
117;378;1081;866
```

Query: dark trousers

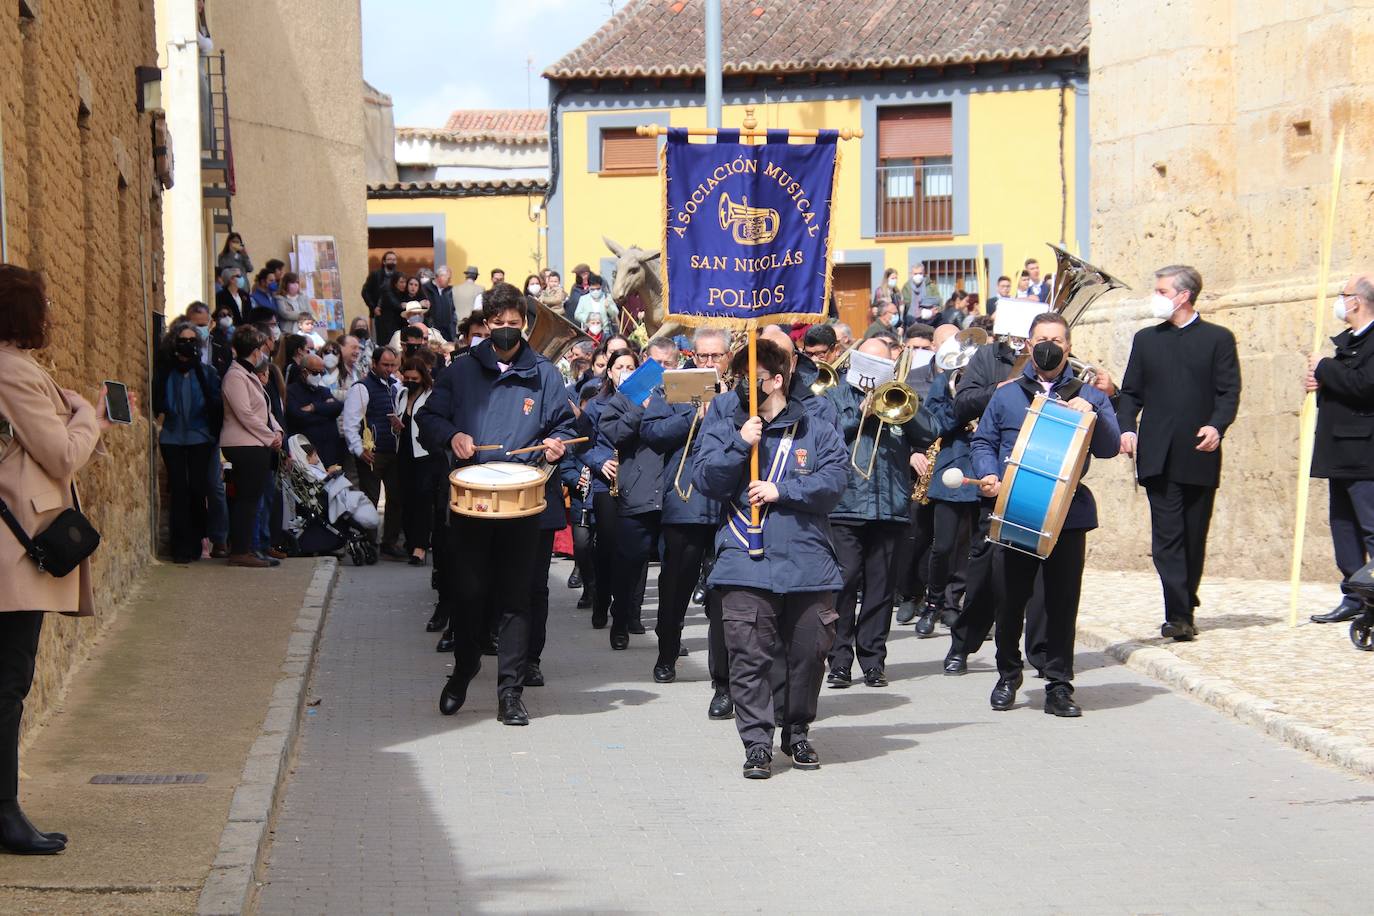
528;529;555;667
591;491;619;618
442;513;539;697
994;529;1086;691
612;510;660;633
571;523;596;597
656;523;714;666
357;450;403;547
1144;477;1217;625
160;441;213;560
830;520;903;672
896;501;934;600
222;445;272;556
398;452;440;552
0;612;43;800
721;588;836;754
897;500;969;609
948;498;1048;668
926;500;975;609
431;465;452;602
1328;479;1374;602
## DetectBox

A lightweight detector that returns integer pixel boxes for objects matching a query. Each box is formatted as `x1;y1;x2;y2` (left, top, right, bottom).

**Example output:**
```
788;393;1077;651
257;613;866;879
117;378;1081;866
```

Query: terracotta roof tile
545;0;1087;80
367;178;548;199
441;109;548;136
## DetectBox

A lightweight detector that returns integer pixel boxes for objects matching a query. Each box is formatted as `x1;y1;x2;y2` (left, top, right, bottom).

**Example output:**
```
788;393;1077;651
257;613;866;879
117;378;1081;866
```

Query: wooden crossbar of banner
636;124;863;140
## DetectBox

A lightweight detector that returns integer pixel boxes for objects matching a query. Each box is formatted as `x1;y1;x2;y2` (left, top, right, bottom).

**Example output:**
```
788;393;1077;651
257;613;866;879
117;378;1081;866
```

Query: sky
361;0;621;126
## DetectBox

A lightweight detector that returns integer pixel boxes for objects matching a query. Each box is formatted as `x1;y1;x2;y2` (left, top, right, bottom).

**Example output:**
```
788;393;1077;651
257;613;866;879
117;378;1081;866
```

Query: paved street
258;559;1373;915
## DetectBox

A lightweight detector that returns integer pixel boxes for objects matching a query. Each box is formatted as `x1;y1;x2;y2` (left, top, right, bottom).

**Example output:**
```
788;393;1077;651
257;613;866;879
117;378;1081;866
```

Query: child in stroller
281;434;381;565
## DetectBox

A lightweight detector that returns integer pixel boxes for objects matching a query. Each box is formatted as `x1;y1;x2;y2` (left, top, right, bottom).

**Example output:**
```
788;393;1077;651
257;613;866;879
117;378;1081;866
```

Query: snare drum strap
726;422;798;557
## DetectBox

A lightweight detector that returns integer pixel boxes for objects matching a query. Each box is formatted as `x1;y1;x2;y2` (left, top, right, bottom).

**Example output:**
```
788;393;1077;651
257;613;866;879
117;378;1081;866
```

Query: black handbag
0;484;101;577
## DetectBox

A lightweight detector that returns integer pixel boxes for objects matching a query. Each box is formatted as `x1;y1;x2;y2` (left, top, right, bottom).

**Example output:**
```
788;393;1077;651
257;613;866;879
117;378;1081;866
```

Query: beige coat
220;360;281;448
0;343;103;616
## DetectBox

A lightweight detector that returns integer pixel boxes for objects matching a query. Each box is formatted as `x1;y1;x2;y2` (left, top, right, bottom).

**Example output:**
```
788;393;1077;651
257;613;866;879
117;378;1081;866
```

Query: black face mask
174;338;199;360
403;343;422;357
489;327;522;352
404;381;420;392
1031;341;1065;373
353;330;369;341
734;377;770;411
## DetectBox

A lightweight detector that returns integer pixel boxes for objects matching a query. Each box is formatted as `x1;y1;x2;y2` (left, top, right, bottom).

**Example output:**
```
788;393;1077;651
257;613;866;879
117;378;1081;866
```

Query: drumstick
940;468;981;488
505;436;590;456
474;444;504;452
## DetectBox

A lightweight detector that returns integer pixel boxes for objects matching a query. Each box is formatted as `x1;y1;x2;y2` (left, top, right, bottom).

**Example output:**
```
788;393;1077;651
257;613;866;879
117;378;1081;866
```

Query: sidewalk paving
1078;570;1373;772
0;558;326;916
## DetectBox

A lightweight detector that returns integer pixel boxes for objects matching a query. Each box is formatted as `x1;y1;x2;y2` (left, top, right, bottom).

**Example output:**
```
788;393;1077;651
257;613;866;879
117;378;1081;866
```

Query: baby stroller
1346;557;1374;652
281;435;380;566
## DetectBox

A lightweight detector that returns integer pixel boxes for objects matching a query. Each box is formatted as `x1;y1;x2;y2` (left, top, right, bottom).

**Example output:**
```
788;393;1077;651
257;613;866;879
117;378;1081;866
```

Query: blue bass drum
989;395;1096;559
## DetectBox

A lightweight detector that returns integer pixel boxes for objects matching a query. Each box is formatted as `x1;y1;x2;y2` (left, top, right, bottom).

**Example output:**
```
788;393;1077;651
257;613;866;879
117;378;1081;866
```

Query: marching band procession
397;118;1374;782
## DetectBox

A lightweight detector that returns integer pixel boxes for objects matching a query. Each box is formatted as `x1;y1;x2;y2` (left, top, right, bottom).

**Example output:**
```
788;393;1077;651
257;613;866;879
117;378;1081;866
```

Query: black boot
0;800;66;855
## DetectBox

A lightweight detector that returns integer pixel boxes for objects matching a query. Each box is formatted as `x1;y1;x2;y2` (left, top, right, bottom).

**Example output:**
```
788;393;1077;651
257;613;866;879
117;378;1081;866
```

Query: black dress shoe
628;618;646;635
678;645;689;657
610;630;629;650
481;635;499;656
438;663;479;716
498;693;529;726
0;802;66;855
742;746;772;779
1160;620;1197;641
577;593;593;610
380;542;407;560
653;664;676;683
1311;602;1362;624
826;665;852;688
524;663;545;687
895;598;918;625
990;673;1023;711
425;605;448;632
591;609;608;629
863;667;888;687
914;605;940;638
943;654;968;676
783;739;821;770
692;584;707;605
567;569;583;589
708;689;735;720
1044;685;1082;717
435;631;456;653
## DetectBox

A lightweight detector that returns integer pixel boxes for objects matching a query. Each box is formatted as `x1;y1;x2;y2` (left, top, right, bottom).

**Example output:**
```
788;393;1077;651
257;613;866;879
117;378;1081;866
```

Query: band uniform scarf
727;422;798;558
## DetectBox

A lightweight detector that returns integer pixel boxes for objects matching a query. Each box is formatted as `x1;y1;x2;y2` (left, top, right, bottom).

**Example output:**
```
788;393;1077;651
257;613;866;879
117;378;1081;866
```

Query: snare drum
448;462;551;519
989;395;1096;559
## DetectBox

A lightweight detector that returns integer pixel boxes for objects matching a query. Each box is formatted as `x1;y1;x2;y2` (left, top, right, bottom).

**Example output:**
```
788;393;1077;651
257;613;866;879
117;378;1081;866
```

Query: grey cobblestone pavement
257;559;1371;915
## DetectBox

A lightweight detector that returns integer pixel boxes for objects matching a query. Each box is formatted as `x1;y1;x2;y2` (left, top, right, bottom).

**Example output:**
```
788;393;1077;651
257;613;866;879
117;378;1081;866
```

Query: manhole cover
89;774;209;785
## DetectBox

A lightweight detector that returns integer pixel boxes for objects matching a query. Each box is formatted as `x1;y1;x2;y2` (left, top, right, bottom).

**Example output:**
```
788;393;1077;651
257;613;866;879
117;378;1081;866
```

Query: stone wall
209;0;369;326
1;0;162;735
1081;0;1374;579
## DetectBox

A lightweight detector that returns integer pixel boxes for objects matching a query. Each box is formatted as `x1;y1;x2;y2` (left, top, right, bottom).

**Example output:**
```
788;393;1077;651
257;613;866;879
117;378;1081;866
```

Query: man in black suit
361;250;398;320
1306;275;1374;623
1117;265;1242;641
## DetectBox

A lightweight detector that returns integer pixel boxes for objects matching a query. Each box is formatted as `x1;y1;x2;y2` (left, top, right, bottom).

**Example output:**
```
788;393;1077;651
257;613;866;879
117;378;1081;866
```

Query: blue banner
663;128;839;327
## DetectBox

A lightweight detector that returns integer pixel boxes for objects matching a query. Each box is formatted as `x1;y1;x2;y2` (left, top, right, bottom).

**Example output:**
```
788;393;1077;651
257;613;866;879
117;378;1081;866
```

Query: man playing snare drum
970;312;1120;718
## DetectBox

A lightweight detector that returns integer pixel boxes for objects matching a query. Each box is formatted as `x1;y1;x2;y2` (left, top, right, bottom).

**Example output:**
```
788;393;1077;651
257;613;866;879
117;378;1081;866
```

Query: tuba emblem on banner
717;193;780;246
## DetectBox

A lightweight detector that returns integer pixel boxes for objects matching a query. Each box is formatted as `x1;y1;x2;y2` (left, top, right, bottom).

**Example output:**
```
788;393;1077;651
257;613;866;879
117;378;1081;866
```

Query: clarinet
576;465;592;527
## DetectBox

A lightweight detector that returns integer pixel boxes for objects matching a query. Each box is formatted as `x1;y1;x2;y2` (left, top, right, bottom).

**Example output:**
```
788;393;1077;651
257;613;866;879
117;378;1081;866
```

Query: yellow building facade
551;86;1088;316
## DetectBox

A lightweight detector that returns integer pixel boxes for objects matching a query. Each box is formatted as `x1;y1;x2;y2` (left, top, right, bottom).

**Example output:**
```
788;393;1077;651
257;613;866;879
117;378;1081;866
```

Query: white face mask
616;368;632;384
586;323;603;335
468;335;485;346
1333;295;1349;322
589;289;605;301
912;273;924;284
322;353;340;370
887;277;898;288
1150;292;1180;320
269;326;282;341
528;283;542;296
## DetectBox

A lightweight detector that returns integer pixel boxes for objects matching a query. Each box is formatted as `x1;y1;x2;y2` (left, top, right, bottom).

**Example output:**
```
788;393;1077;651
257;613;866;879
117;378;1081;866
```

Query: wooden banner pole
1289;127;1346;627
742;107;763;546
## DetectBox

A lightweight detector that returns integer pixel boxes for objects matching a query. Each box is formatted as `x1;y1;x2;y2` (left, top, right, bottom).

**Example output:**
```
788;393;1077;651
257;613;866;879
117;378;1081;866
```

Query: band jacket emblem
795;448;808;468
523;397;535;416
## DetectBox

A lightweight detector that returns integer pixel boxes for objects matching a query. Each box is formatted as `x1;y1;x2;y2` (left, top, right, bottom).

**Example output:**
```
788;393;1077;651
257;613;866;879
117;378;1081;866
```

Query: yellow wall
367;193;546;282
556;89;1081;287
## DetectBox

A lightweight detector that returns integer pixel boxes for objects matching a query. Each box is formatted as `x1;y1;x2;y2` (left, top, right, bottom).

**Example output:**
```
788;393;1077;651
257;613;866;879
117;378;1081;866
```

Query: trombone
851;348;920;479
673;395;705;502
811;345;856;396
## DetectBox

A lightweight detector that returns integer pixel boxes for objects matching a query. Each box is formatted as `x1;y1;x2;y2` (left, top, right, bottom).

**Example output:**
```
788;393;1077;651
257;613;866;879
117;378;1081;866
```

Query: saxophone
608;448;620;497
911;438;942;505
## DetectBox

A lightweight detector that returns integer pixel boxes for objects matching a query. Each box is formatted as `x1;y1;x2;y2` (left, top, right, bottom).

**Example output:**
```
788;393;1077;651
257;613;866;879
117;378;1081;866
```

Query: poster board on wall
293;234;345;331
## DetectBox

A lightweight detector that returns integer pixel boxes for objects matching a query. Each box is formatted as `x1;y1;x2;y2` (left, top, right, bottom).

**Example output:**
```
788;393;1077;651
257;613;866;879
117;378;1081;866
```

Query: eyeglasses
695;352;727;362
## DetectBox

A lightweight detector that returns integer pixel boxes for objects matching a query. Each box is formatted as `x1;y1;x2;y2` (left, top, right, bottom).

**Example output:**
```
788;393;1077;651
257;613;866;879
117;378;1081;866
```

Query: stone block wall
2;0;162;737
1083;0;1372;580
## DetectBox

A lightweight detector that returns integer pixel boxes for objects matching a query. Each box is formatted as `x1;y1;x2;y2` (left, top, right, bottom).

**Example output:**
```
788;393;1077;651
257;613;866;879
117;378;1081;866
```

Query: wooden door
367;226;434;277
831;263;872;336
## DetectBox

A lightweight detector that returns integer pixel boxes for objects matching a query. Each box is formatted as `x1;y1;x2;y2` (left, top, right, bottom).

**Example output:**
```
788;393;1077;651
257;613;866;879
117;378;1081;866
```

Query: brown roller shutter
601;128;658;173
878;106;953;159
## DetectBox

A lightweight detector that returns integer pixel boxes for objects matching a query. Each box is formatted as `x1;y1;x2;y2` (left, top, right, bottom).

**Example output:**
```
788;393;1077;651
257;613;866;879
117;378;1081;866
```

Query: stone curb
196;557;339;916
1075;620;1374;781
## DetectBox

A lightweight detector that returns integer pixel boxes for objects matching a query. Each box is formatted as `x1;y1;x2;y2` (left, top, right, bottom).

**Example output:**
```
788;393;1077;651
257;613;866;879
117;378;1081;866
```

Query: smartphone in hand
104;381;133;425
